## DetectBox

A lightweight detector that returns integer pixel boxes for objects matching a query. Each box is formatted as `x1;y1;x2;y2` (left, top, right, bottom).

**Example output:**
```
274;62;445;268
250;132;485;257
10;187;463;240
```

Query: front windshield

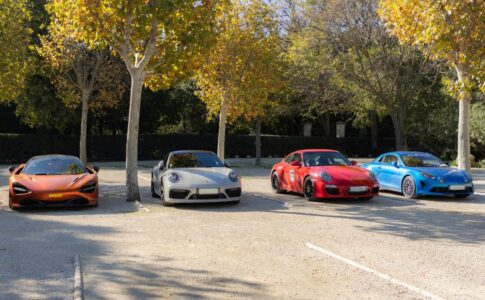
401;154;445;167
22;157;87;175
168;152;224;168
303;152;351;167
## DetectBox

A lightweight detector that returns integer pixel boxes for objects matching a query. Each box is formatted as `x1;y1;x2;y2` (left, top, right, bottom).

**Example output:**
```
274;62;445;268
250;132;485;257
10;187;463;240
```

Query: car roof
292;149;339;154
385;151;432;156
169;150;215;155
28;154;81;161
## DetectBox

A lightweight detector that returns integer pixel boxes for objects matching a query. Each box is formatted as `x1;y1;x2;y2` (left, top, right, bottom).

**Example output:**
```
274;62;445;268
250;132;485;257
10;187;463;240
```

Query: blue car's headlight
421;172;436;180
228;171;239;182
320;172;332;182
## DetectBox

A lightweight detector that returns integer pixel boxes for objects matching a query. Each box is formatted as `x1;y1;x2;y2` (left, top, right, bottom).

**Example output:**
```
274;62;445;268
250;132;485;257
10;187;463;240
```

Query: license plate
449;185;465;191
349;186;367;193
198;188;219;195
48;193;63;198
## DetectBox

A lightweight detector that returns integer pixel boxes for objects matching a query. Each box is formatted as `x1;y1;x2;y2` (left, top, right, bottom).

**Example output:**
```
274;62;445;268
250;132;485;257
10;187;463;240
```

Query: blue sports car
362;151;474;199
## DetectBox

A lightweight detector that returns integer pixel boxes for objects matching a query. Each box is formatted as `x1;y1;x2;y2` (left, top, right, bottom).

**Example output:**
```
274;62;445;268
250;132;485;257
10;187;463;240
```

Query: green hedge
0;133;396;163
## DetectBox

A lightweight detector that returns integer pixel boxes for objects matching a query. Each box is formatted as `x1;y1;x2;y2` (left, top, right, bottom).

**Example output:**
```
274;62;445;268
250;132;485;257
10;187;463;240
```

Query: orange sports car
8;155;99;210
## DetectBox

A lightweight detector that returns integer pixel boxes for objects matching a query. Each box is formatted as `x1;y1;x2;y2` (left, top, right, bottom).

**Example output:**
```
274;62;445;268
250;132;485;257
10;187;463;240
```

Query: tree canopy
0;0;31;102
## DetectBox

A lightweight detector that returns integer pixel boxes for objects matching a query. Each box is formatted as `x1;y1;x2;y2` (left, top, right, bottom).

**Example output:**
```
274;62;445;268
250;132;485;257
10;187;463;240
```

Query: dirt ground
1;160;484;299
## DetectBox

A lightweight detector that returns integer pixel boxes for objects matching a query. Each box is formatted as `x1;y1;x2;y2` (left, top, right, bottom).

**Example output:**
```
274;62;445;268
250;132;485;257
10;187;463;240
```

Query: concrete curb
73;254;83;300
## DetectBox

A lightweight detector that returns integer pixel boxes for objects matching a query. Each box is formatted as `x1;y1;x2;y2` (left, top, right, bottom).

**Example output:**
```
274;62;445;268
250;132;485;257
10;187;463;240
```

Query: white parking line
134;200;150;212
138;175;151;182
305;242;445;300
476;192;485;196
73;254;83;300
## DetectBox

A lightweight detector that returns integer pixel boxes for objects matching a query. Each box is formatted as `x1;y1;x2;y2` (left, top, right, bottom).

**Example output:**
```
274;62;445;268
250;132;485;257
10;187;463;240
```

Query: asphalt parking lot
1;160;484;299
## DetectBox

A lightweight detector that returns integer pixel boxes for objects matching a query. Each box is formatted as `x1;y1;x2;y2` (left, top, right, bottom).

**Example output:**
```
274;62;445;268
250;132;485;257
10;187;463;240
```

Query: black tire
303;178;317;201
8;194;17;211
228;200;240;205
360;197;373;201
160;183;173;207
271;172;283;194
151;177;159;198
401;176;417;199
454;194;470;199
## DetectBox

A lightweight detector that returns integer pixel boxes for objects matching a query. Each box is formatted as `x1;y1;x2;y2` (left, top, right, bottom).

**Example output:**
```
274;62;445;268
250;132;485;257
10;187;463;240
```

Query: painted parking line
138;175;151;182
135;200;150;212
305;242;445;300
73;254;83;300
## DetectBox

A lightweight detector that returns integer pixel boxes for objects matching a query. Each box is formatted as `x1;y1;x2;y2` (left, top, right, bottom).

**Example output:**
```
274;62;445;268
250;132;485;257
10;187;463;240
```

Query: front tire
8;194;17;210
401;176;417;199
160;183;173;207
303;178;317;201
271;172;283;194
151;177;159;198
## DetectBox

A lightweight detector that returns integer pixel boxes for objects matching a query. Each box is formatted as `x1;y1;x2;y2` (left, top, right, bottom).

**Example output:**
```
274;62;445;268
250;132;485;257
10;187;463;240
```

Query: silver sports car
151;150;242;206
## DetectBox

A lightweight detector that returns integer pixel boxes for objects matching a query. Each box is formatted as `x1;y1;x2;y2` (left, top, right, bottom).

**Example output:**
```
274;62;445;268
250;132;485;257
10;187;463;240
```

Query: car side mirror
350;160;357;166
392;161;399;168
290;161;301;167
8;166;16;174
224;161;232;168
92;165;100;173
158;160;165;170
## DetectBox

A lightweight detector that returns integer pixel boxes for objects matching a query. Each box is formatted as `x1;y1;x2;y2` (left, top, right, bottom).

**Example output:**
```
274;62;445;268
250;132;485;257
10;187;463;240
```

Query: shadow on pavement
83;254;266;299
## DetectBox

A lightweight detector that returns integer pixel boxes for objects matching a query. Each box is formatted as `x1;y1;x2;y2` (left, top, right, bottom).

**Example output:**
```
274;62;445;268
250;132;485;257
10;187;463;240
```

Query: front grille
19;198;89;207
325;187;339;195
225;188;241;198
347;189;368;195
189;193;227;200
169;189;190;199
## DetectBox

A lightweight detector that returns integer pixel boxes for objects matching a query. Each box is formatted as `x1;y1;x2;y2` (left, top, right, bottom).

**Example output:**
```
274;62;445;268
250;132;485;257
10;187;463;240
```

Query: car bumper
417;183;474;196
164;184;241;204
9;189;98;208
313;181;379;199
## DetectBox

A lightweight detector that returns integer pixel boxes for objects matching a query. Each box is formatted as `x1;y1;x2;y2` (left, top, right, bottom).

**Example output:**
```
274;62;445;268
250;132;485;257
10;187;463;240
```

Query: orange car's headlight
12;182;30;194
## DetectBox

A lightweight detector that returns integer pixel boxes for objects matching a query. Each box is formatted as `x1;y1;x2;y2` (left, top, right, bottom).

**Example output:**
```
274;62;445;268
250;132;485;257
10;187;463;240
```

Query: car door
280;154;294;189
288;153;304;192
379;154;402;190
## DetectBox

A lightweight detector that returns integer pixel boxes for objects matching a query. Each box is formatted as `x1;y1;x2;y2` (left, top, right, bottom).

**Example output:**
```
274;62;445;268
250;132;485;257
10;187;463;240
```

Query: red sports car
8;155;99;210
271;149;379;201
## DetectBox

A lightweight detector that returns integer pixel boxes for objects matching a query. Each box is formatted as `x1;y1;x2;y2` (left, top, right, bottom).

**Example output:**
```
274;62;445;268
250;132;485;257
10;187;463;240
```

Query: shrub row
0;133;398;163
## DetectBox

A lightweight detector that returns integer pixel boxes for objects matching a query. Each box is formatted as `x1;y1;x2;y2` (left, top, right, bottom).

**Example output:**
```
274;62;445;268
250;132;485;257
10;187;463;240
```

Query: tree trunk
217;99;228;162
390;111;407;151
79;91;89;164
370;111;378;151
324;113;331;137
455;65;471;172
125;70;145;202
255;118;262;166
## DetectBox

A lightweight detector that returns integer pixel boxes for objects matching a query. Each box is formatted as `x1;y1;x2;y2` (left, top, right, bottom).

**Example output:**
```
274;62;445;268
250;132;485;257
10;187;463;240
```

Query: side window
383;155;398;164
163;154;170;170
284;154;293;164
291;153;302;163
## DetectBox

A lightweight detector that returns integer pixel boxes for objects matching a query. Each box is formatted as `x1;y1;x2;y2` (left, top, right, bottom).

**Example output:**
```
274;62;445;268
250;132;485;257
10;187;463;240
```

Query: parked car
361;151;474;199
151;150;241;206
271;149;379;201
8;155;99;210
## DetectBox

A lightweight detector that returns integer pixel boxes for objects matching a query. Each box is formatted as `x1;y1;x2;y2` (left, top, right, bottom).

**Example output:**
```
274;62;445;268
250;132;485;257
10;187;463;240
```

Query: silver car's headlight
320;172;332;182
228;171;239;182
168;173;180;183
